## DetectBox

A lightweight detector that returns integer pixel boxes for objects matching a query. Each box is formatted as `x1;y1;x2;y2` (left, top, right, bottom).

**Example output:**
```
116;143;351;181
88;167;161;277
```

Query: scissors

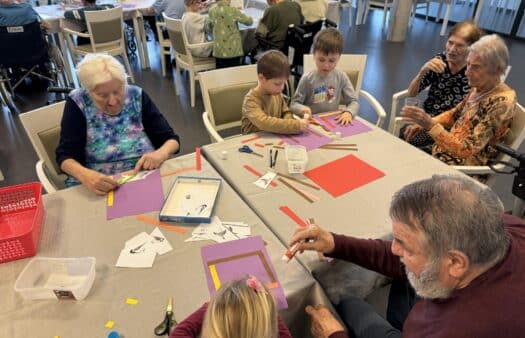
238;145;263;158
154;297;176;336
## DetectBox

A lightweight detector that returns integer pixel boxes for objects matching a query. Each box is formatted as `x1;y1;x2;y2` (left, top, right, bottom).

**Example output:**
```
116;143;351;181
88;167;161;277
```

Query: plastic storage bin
0;182;44;264
14;257;96;300
285;145;308;174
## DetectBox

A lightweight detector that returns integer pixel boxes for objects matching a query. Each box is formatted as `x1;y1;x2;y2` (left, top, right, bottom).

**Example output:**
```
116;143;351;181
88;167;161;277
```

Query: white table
0;154;333;337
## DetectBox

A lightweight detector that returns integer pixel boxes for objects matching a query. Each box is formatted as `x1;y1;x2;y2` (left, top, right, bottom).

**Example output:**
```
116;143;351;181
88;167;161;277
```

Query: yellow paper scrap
105;321;115;328
126;298;139;305
107;191;114;206
209;265;221;290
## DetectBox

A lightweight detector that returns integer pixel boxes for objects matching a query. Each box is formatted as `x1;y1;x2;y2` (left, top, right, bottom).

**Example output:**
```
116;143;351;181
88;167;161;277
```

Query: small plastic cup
404;98;420;107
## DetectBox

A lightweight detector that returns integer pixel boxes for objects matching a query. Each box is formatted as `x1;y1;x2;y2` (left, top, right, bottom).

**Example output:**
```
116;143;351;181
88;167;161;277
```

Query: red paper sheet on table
304;155;385;197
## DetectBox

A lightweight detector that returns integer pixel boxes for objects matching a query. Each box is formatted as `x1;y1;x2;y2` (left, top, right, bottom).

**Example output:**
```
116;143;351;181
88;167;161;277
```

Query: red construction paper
304;155;385;197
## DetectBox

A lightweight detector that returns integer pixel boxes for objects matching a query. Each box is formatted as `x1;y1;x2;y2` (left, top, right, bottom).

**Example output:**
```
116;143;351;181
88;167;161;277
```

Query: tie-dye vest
65;85;154;186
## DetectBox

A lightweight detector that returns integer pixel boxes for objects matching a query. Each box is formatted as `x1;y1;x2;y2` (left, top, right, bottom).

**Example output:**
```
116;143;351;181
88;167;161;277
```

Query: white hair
76;53;128;92
469;34;509;77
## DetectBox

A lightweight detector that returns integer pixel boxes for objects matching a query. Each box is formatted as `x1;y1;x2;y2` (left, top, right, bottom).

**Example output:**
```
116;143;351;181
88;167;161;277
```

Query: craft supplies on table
159;176;221;223
285;145;308;174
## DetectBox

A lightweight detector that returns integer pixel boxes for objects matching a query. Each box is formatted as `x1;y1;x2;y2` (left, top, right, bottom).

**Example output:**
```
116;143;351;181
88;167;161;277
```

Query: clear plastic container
285;145;308;174
14;257;96;300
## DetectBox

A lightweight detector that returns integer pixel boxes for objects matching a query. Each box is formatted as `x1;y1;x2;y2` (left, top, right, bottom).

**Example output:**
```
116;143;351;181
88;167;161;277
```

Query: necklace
468;82;502;104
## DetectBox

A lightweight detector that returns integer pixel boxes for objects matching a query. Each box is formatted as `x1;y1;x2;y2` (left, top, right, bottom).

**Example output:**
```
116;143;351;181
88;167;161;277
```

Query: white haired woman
402;34;516;167
56;54;180;195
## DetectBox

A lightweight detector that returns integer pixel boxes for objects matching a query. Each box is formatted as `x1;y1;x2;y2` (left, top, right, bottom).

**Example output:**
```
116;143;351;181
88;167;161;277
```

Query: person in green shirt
205;0;253;68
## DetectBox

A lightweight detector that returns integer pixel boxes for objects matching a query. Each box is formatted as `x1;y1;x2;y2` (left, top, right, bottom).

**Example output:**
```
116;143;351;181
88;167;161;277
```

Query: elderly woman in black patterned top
403;21;483;152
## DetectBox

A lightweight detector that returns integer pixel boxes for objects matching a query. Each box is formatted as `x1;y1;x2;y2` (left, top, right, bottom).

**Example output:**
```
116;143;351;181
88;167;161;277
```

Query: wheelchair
0;21;69;113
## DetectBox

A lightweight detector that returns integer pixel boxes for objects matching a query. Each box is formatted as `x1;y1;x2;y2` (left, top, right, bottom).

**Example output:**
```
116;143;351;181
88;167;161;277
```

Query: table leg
387;0;412;41
440;2;451;36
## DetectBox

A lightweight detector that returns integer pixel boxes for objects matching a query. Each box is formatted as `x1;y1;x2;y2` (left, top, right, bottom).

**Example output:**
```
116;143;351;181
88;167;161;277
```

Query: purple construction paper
121;3;136;8
280;129;332;151
319;115;372;137
106;169;164;220
201;236;288;309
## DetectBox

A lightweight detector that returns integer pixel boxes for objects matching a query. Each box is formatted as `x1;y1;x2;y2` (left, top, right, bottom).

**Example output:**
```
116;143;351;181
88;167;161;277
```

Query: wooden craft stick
241;135;261;143
328;143;357;146
278;178;314;203
161;166;196;177
318;111;341;118
273;145;285;150
296;186;321;201
277;172;320;190
319;146;358;151
320;116;336;128
265;142;274;145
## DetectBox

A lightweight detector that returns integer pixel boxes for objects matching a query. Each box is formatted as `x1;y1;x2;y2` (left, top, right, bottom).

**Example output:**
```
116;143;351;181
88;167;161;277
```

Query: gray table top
0;154;331;338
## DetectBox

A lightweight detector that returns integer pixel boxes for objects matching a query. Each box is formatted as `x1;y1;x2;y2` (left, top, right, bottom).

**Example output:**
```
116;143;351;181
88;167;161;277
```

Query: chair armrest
392;117;412;137
156;21;166;37
202;112;224;143
36;160;58;194
187;41;215;50
61;26;91;38
359;90;387;127
452;165;495;175
389;89;409;133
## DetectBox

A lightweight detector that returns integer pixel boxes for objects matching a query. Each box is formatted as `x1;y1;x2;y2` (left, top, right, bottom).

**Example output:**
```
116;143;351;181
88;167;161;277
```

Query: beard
403;258;455;299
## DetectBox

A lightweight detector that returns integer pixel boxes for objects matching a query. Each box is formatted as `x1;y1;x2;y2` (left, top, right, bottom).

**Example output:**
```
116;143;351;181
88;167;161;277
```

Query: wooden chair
199;65;258;142
61;7;135;83
164;14;215;107
19;101;67;193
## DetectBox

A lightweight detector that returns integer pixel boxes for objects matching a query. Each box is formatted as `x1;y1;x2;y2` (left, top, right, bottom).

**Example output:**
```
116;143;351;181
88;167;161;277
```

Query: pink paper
107;170;164;220
280;129;332;151
201;236;288;309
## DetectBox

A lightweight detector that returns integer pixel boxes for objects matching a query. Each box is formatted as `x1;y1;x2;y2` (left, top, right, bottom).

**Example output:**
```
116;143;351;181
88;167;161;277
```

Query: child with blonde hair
290;28;359;126
169;276;291;338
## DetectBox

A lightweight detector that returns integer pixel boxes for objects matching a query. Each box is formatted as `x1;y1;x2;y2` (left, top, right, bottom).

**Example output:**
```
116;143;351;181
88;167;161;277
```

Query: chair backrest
164;14;187;57
84;7;124;49
199;65;258;131
503;102;525;153
0;21;48;68
19;101;66;190
303;54;366;95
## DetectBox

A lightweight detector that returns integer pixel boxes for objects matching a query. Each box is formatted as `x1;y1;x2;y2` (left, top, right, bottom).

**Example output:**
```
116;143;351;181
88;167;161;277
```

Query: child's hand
299;118;309;131
335;111;353;126
300;107;312;117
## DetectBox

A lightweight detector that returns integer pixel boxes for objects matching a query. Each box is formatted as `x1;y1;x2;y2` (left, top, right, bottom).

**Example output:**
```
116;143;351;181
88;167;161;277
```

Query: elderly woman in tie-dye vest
56;54;180;195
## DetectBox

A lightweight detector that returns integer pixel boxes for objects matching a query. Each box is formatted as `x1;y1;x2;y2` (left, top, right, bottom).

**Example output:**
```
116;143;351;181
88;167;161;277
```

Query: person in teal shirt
205;0;252;68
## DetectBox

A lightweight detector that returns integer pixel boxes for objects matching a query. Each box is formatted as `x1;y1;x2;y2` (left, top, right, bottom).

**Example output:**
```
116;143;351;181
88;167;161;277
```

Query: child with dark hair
291;27;359;126
241;50;309;134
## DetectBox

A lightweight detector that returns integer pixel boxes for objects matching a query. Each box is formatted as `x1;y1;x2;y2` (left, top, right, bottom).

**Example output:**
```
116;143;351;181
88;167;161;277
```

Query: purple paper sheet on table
201;236;288;309
280;129;332;151
121;3;136;8
107;169;164;220
317;114;372;137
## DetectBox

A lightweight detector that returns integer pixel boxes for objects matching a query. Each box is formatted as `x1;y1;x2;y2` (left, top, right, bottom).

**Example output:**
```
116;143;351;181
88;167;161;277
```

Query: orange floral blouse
428;83;516;166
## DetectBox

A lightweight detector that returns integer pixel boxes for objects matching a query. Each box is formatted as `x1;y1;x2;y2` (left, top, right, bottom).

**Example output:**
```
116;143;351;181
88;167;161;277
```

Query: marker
270;149;273;168
282;241;301;262
273;150;278;168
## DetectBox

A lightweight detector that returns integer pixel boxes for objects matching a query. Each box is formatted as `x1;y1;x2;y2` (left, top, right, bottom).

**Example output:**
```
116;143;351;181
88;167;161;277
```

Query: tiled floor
1;8;524;192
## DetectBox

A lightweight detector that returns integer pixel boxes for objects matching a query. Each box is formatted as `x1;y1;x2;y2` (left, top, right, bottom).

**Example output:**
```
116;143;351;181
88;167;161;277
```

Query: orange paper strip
161;166;196;177
279;206;307;228
195;147;202;171
241;135;261;143
254;143;265;148
136;215;187;234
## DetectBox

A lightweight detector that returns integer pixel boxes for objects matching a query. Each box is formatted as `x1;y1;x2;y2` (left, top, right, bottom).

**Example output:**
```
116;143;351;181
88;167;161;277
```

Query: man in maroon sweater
290;175;525;338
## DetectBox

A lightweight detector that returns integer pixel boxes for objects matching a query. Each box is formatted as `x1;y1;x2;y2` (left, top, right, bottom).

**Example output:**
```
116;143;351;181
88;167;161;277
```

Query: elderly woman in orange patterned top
401;34;515;167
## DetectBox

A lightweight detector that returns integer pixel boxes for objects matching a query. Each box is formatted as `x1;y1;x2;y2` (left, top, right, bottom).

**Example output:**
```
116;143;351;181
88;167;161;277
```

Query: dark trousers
336;280;419;338
215;57;243;69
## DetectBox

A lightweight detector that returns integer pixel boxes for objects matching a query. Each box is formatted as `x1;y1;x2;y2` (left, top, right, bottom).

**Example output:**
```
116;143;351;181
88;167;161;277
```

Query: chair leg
382;6;388;29
122;52;135;83
190;72;195;107
348;1;353;27
174;61;180;96
161;51;167;77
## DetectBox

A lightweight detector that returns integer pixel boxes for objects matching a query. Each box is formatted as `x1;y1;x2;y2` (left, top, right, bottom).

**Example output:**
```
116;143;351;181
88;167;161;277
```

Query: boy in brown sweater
241;50;309;134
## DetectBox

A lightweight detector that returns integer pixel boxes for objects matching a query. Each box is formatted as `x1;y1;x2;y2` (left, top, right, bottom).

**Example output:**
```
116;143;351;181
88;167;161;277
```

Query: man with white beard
289;175;525;338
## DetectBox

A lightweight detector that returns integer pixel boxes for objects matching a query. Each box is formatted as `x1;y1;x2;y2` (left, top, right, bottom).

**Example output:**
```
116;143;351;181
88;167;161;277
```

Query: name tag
7;26;24;33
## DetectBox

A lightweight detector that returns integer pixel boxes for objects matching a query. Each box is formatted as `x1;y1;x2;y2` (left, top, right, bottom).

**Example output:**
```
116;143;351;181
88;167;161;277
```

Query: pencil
276;172;320;190
278;178;314;203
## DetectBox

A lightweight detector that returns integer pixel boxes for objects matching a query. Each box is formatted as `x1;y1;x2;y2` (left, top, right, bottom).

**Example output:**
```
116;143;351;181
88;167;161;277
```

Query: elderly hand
335;111;353;126
306;304;345;338
80;169;119;196
403;124;424;142
401;106;435;131
421;57;447;74
288;223;335;254
135;149;170;172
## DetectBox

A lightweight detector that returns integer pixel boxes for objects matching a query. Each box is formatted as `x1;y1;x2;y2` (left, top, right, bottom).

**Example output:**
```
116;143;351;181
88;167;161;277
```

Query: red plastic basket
0;182;44;264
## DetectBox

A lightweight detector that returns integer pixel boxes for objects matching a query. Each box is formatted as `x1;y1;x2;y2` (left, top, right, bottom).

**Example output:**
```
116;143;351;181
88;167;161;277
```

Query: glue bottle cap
108;331;120;338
